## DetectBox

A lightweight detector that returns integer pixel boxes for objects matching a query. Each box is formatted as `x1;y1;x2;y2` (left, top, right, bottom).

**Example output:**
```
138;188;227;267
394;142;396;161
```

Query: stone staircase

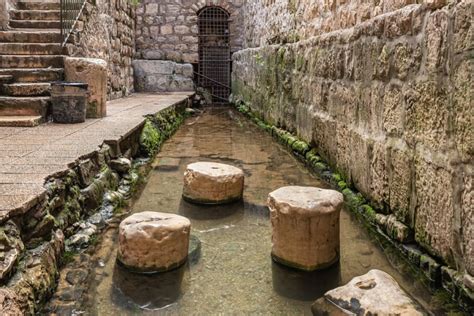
0;0;64;127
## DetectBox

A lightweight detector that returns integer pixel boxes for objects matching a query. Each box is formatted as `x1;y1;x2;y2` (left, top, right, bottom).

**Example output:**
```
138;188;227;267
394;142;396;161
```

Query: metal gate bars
60;0;86;46
197;6;231;105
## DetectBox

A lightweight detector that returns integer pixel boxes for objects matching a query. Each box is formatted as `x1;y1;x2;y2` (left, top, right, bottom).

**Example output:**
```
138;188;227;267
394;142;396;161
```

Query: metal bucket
51;82;88;124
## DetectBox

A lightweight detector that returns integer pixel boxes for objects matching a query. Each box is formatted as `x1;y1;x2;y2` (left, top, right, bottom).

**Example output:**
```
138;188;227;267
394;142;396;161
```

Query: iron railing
60;0;86;46
194;71;231;103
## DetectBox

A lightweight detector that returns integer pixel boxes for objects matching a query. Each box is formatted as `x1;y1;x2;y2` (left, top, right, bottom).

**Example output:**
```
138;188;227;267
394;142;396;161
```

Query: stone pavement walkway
0;92;193;222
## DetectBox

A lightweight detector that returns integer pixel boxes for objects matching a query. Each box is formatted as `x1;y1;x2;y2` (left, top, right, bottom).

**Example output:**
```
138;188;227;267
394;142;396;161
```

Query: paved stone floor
0;92;193;221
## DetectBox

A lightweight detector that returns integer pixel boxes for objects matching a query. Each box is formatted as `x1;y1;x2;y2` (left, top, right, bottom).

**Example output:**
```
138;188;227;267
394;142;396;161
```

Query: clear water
83;108;444;315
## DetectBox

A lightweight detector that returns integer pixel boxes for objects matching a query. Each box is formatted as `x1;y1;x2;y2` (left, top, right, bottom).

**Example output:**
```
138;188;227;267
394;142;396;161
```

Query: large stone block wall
132;60;194;92
242;0;454;47
66;0;135;100
135;0;245;63
232;0;473;281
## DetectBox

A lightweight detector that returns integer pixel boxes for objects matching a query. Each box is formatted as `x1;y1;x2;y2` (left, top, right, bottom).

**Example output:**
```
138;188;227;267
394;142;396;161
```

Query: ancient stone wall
66;0;136;100
242;0;452;47
135;0;245;64
232;0;473;286
132;60;194;92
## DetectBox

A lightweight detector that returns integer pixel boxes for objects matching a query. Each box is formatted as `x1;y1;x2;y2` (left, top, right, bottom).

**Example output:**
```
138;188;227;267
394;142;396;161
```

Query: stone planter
51;82;88;124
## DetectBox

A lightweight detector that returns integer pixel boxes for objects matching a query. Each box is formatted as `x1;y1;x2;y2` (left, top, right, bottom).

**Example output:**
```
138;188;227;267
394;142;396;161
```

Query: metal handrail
60;0;86;46
194;72;231;90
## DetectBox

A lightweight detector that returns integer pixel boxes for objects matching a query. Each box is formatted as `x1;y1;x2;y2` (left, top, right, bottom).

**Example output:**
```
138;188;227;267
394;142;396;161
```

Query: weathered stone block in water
117;212;191;273
312;269;425;315
268;186;343;271
182;162;244;205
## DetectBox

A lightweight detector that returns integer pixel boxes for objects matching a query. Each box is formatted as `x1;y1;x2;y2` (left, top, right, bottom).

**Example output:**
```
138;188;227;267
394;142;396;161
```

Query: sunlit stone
117;212;191;273
312;269;425;315
268;186;343;271
183;162;244;204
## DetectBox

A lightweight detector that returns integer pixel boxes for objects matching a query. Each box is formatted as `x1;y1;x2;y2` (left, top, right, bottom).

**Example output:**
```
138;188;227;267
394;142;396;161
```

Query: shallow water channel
84;108;444;315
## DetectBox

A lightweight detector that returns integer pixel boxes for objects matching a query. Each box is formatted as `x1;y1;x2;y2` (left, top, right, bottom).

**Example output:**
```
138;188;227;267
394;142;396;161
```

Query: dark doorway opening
197;6;231;105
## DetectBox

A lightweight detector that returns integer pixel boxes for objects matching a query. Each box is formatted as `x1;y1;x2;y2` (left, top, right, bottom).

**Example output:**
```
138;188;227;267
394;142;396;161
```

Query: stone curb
0;99;193;315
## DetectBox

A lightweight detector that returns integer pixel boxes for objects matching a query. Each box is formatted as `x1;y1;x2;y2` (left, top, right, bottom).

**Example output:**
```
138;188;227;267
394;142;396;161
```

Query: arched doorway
197;6;231;105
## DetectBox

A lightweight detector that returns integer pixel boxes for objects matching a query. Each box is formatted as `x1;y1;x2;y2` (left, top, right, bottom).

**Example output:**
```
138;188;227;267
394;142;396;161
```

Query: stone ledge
0;93;193;224
0;93;194;314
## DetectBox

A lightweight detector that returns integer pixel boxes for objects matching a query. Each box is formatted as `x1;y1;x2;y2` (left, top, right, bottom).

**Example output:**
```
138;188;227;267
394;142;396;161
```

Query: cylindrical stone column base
268;186;343;271
117;212;191;273
182;162;244;205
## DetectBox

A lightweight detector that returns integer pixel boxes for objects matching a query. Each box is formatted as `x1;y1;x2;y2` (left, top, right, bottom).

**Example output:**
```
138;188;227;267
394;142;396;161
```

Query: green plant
62;250;76;265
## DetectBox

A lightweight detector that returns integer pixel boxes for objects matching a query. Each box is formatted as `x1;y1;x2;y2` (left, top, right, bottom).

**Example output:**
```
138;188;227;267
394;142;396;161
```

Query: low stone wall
66;0;136;100
132;60;194;92
135;0;245;63
232;0;473;304
0;100;192;315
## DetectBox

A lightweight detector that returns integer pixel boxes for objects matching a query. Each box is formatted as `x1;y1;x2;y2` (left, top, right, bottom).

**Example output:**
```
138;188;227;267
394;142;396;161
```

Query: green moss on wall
140;120;162;157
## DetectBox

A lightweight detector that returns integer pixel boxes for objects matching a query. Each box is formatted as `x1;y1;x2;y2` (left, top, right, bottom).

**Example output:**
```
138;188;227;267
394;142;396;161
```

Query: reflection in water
272;261;341;301
178;198;244;221
112;263;187;311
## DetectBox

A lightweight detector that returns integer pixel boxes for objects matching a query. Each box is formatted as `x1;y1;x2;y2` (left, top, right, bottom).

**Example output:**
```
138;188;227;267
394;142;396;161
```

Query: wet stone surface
48;108;451;315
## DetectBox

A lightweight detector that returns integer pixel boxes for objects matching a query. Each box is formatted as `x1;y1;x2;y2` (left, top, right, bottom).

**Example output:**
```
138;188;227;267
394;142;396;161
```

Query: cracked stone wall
134;0;245;63
232;0;473;281
66;0;136;100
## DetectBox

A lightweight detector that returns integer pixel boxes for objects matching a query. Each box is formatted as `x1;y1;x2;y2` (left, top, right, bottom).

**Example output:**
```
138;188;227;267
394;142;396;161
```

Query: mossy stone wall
232;1;473;308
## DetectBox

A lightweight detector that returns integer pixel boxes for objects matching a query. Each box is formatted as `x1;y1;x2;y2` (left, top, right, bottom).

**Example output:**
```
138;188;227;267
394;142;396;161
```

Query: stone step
10;10;61;21
9;20;61;29
0;30;61;43
2;83;51;97
0;115;43;127
0;96;49;117
0;68;63;83
17;1;60;11
0;43;63;55
0;55;63;68
0;75;13;84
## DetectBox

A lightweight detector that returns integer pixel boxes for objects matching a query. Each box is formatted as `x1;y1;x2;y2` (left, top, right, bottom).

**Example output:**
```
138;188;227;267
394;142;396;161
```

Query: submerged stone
188;234;201;264
109;158;132;174
312;269;426;315
182;162;245;205
117;212;191;273
268;186;343;271
0;221;24;282
66;223;98;250
292;140;310;155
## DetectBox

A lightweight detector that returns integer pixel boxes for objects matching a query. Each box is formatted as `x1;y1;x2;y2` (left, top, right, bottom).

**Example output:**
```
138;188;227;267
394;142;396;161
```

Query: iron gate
197;7;231;105
60;0;86;46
